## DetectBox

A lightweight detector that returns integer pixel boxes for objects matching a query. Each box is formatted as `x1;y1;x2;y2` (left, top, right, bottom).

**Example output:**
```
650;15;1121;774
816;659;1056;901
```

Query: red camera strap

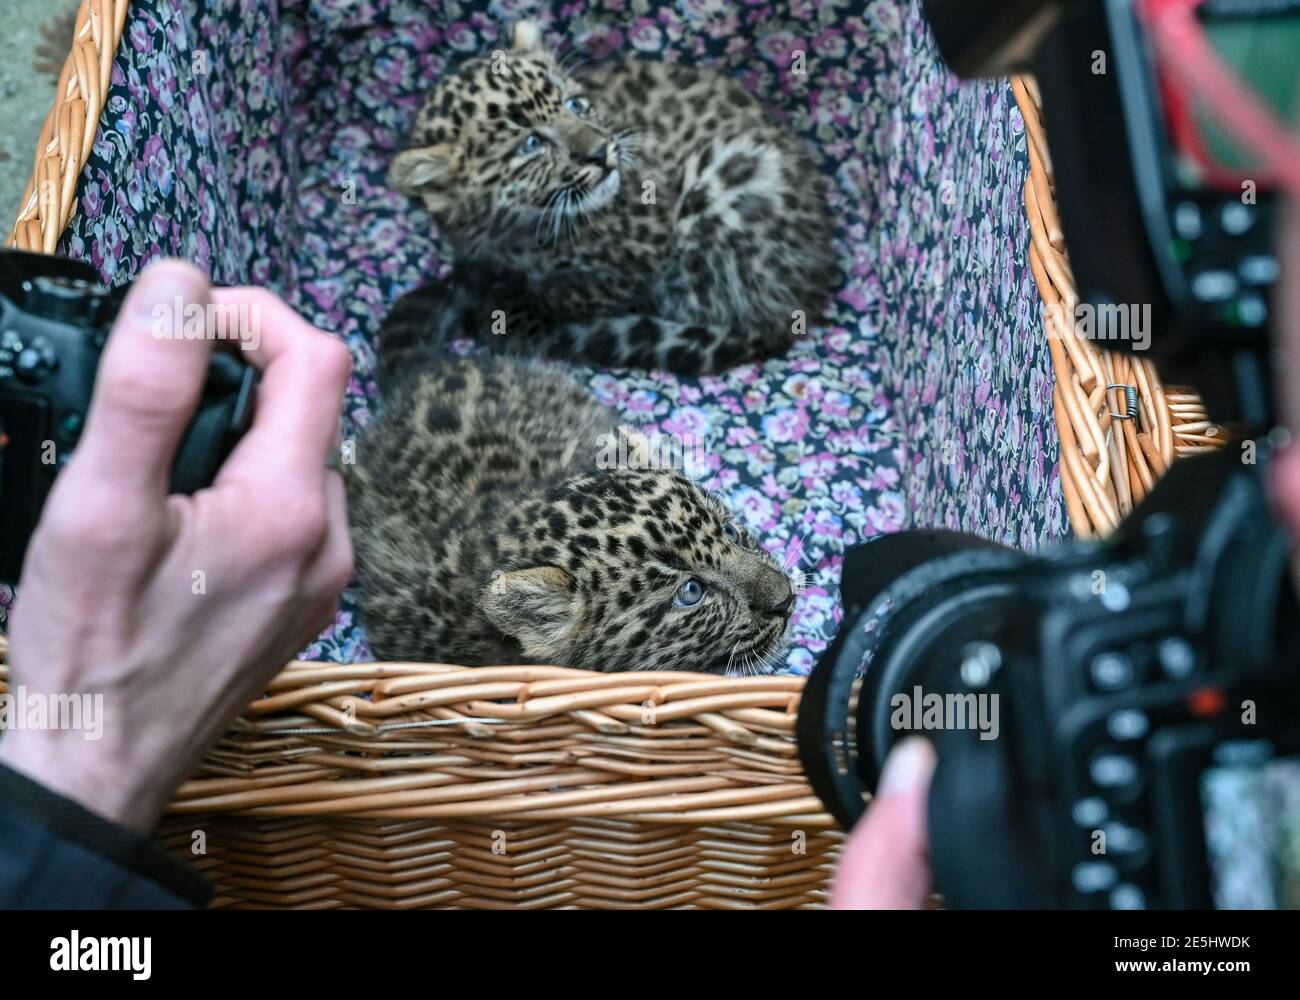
1141;0;1300;197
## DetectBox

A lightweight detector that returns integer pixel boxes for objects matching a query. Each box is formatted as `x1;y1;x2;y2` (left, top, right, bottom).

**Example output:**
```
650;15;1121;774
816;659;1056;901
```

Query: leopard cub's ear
510;19;542;52
482;566;578;664
388;144;459;213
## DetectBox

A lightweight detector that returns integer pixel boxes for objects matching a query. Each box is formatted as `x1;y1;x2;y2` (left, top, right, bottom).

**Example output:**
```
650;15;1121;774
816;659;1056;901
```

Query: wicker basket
2;3;1228;909
1011;76;1228;537
156;666;840;909
0;633;839;908
6;0;127;253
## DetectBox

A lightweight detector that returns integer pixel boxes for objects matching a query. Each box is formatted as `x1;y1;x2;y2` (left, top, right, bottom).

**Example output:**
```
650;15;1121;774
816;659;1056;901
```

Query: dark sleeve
0;762;212;909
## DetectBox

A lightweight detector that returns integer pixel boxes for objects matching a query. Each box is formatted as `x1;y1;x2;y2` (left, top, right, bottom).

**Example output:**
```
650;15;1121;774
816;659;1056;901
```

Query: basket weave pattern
0;637;841;907
1012;76;1228;537
158;816;840;909
6;0;129;253
155;663;842;907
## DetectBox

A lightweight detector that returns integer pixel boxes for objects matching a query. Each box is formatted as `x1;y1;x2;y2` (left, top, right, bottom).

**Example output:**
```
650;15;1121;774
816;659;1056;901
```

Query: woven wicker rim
5;0;128;253
0;634;833;824
1011;76;1227;538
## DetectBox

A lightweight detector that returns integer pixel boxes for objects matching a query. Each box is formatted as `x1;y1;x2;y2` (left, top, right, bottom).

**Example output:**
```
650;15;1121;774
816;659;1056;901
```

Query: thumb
831;737;937;909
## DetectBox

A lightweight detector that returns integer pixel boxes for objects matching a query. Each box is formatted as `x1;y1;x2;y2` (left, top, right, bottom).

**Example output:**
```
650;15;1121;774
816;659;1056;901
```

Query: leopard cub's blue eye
673;578;706;608
723;522;741;544
564;96;590;115
518;133;544;155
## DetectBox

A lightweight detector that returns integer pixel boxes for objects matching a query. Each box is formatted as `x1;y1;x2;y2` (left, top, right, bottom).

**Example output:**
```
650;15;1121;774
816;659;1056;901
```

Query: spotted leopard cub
348;288;796;673
388;20;837;374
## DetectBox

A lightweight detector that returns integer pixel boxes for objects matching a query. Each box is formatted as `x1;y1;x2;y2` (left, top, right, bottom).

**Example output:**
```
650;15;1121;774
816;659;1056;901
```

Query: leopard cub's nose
584;143;610;166
754;572;794;617
743;565;795;618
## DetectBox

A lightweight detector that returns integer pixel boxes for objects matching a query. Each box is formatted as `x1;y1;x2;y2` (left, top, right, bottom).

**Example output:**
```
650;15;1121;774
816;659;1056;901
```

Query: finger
1273;445;1300;540
831;737;936;909
210;288;352;488
69;260;214;494
304;470;354;610
238;474;352;675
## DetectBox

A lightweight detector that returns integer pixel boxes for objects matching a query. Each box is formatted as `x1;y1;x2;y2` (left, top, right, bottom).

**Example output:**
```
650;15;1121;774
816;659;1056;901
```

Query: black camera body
799;0;1300;909
801;447;1298;908
0;250;255;583
930;0;1290;418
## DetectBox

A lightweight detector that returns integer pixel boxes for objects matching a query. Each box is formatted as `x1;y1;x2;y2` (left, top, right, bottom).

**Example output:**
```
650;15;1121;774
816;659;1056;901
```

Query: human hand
0;260;353;833
830;736;937;909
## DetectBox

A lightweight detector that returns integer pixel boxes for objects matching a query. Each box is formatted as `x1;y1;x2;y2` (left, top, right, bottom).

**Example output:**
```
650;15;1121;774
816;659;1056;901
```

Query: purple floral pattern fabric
0;0;1067;674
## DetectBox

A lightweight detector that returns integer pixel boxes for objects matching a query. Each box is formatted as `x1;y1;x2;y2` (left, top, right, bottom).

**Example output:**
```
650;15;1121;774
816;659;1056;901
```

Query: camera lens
797;531;1027;828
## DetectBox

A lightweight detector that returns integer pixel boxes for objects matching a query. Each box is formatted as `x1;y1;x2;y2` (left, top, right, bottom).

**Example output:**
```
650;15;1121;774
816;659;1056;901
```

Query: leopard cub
348;287;796;673
389;19;837;374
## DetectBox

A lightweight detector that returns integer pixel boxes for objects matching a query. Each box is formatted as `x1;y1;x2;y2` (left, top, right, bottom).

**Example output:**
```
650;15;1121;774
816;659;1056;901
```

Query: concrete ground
0;0;82;238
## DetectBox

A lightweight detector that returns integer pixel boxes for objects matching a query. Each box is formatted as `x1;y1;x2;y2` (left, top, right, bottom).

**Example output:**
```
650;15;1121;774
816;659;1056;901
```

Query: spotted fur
388;20;837;373
348;290;796;673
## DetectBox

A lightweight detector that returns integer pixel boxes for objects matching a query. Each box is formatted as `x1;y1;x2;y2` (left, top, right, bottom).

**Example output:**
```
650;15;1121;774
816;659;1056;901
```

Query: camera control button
1157;636;1197;679
15;347;47;383
1110;884;1146;910
1090;652;1135;691
1173;201;1202;240
1089;752;1140;792
1240;254;1280;286
1106;709;1149;741
14;336;59;384
1219;202;1255;237
1234;292;1268;328
1100;580;1131;612
27;275;102;324
1072;796;1108;828
1102;822;1147;856
1072;861;1118;894
1190;269;1239;304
